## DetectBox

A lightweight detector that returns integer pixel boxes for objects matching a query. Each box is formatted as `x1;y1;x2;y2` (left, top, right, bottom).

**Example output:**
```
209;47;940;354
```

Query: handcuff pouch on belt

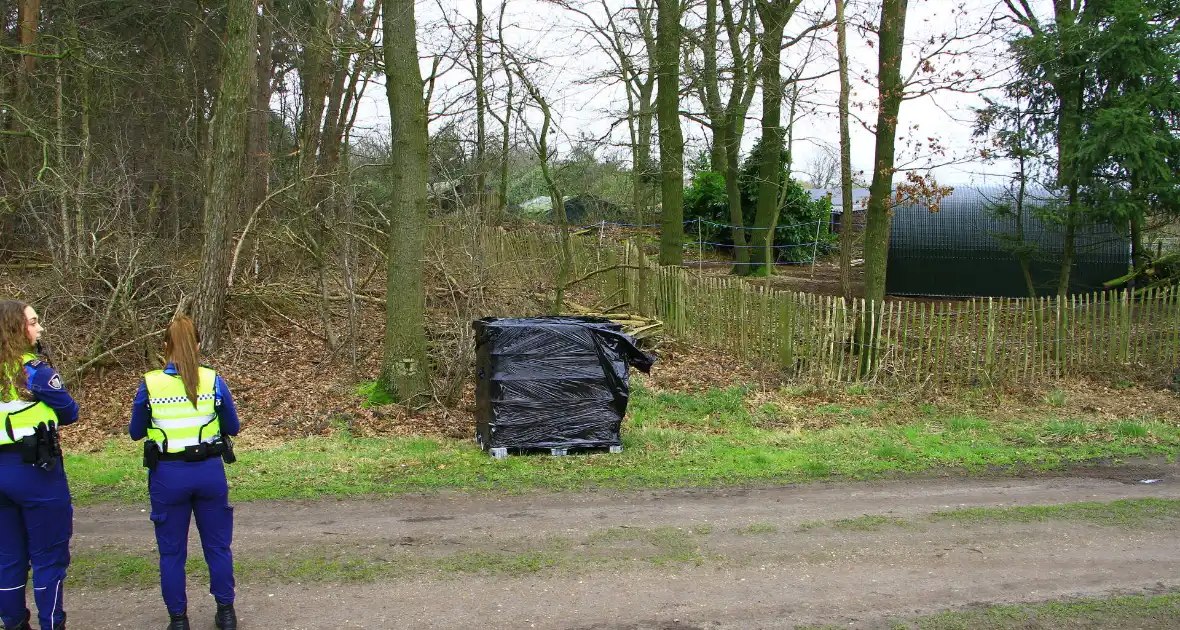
20;422;61;471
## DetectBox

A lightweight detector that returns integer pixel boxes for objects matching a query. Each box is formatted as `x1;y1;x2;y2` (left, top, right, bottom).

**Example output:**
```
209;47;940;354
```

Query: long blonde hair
164;315;202;408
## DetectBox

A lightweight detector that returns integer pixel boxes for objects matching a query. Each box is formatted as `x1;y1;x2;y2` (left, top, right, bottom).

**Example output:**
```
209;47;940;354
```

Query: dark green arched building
886;185;1130;298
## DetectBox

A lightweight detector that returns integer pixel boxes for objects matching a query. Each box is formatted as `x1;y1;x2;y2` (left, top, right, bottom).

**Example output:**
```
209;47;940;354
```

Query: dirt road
67;466;1180;629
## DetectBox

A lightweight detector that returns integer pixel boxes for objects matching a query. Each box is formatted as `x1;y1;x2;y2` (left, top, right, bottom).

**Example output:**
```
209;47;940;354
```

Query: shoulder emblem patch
48;374;64;390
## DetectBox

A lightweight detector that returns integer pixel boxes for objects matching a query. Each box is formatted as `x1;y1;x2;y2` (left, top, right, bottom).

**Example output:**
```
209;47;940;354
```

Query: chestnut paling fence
436;225;1180;386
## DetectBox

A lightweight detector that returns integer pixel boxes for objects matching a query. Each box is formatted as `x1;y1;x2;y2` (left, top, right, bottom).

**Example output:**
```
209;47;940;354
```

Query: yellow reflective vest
0;353;58;446
144;367;222;453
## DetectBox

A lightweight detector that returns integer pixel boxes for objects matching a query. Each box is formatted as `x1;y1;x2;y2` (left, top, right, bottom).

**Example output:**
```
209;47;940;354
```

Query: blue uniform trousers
0;453;71;630
148;457;235;615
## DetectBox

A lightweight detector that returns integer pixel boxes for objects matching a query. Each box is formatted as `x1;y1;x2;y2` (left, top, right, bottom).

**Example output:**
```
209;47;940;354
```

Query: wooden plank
809;293;821;381
1057;296;1066;379
1020;298;1031;382
1169;288;1179;366
1165;289;1175;368
835;297;846;382
885;300;897;380
1163;288;1172;366
854;298;863;382
1110;289;1120;364
916;302;928;384
1139;286;1151;366
929;302;941;387
898;300;910;382
865;299;877;382
820;295;832;382
1068;293;1077;374
993;298;1006;380
966;298;976;383
984;297;996;380
1121;289;1131;364
823;295;837;382
1097;290;1106;367
1083;292;1092;371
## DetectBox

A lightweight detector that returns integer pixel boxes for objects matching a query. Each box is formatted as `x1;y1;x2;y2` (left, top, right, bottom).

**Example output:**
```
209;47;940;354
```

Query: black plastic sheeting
472;316;655;451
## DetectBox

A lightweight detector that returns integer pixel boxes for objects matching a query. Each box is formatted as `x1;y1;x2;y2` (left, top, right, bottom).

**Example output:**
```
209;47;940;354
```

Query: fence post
985;297;996;378
780;292;795;374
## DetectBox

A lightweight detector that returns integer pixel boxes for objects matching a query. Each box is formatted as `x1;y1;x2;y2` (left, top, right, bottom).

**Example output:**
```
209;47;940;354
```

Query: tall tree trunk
320;0;366;178
1129;211;1146;272
491;0;513;220
1014;122;1036;298
380;0;430;401
245;0;274;256
635;81;655;210
1055;70;1082;297
719;0;755;274
73;49;90;261
54;56;72;271
860;0;908;373
538;112;569;313
498;76;512;220
194;0;258;352
836;0;854;300
1050;0;1089;297
474;0;488;219
861;0;908;310
16;0;40;76
702;0;725;173
655;0;684;265
751;1;791;276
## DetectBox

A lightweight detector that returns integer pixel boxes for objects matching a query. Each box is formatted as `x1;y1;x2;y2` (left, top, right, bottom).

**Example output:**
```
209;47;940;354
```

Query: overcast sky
345;0;1026;188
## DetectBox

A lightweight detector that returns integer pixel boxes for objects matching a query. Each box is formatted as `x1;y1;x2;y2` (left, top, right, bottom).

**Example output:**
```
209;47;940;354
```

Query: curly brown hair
0;300;34;401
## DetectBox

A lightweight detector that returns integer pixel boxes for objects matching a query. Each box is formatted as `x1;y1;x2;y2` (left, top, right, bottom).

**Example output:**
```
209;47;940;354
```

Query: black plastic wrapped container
472;316;655;452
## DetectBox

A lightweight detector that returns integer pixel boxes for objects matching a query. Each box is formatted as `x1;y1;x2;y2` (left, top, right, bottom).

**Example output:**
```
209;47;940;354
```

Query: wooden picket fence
435;225;1180;386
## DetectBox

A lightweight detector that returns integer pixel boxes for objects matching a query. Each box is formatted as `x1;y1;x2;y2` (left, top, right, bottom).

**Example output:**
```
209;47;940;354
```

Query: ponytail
164;315;202;408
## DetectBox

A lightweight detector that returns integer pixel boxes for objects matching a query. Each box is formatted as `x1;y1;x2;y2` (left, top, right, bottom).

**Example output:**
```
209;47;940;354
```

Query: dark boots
5;611;30;630
165;604;233;630
214;603;237;630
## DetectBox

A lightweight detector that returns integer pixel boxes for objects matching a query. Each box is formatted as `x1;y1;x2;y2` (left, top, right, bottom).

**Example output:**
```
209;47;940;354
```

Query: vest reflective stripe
0;401;37;413
151;414;216;430
144;367;221;453
0;353;57;446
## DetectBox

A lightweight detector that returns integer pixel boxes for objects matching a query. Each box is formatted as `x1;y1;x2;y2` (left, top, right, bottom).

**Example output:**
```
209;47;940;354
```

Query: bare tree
194;0;258;352
749;1;831;274
509;55;573;312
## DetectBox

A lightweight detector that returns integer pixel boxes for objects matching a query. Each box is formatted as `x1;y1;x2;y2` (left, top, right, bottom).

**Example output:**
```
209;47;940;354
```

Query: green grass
735;523;779;534
1115;421;1149;438
64;386;1180;505
930;498;1180;528
831;515;910;531
354;381;395;407
1046;389;1067;407
871;593;1180;629
790;499;1180;533
946;416;989;432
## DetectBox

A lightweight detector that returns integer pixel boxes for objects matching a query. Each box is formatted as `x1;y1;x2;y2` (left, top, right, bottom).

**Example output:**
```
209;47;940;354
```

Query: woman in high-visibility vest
0;299;78;630
129;315;240;630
